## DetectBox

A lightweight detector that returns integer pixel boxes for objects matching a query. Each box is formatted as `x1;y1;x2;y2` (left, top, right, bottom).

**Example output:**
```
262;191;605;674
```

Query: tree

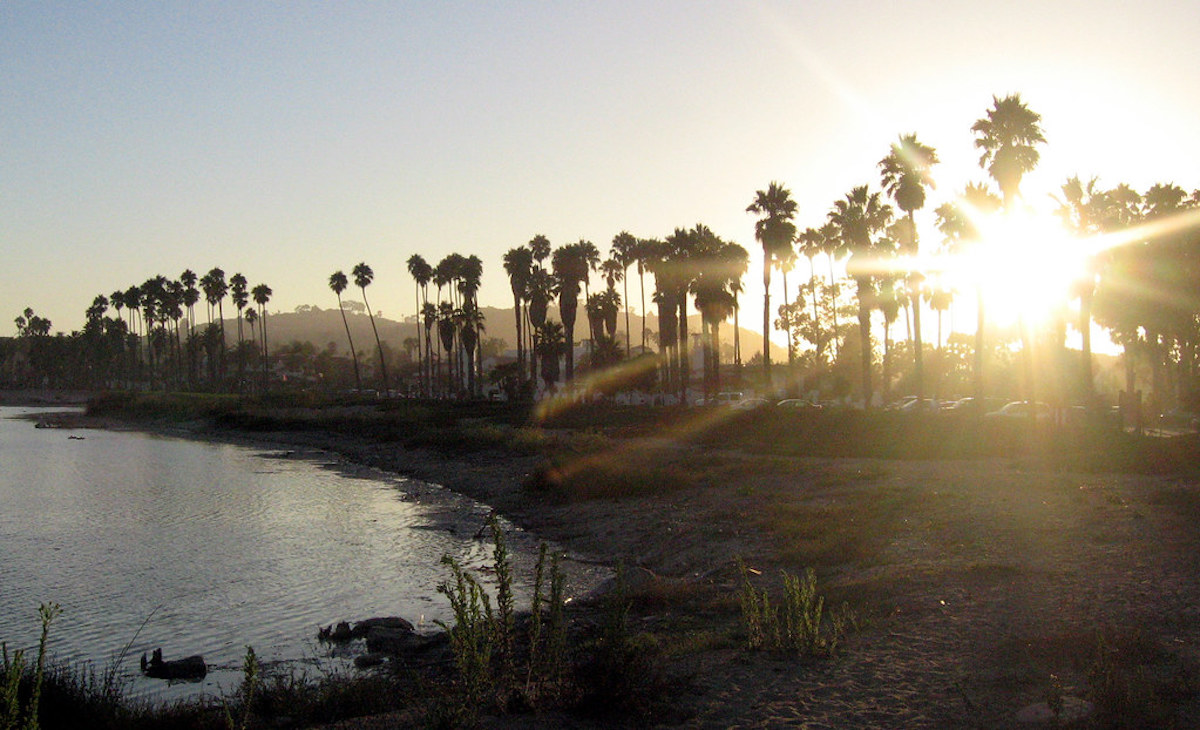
406;254;433;397
352;262;388;392
610;231;638;357
251;283;272;390
828;185;894;408
230;273;249;385
329;270;363;390
879;133;939;402
747;182;798;386
972;94;1046;209
503;246;533;385
936;183;1002;408
535;321;565;392
200;268;229;382
552;242;592;383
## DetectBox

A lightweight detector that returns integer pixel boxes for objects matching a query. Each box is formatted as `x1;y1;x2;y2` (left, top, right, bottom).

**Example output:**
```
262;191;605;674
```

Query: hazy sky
5;1;1198;340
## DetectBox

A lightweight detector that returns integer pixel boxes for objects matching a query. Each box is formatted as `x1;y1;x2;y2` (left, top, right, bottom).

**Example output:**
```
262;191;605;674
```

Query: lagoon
0;406;524;701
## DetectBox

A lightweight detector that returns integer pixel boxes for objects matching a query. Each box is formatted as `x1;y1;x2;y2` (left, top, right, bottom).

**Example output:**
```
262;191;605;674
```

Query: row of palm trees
21;268;276;391
748;94;1043;407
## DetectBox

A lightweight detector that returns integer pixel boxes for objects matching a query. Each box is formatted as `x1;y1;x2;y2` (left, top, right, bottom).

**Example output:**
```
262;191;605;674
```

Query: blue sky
4;1;1198;342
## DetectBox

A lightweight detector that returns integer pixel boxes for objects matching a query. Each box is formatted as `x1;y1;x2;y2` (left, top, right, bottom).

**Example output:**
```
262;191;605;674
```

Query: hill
252;304;787;362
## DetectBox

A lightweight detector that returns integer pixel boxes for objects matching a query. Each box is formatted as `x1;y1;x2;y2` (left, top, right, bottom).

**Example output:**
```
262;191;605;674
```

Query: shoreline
15;402;1200;727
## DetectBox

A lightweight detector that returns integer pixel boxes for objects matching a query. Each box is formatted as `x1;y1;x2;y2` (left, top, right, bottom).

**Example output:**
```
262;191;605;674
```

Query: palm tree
329;270;363;390
525;266;557;390
972;94;1046;209
552;242;591;383
502;246;533;385
352;262;388;392
828;185;894;408
879;133;939;403
610;231;638;357
202;268;229;381
251;283;272;390
1054;176;1108;404
747;182;799;387
230;273;249;384
406;254;433;397
936;183;1002;408
691;231;749;397
421;301;438;396
457;303;486;398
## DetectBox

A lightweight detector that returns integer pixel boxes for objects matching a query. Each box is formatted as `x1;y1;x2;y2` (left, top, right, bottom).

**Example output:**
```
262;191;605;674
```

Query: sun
944;207;1089;332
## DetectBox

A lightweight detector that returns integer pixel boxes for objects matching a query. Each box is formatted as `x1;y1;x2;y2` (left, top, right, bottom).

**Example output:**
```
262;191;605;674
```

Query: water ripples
0;408;524;702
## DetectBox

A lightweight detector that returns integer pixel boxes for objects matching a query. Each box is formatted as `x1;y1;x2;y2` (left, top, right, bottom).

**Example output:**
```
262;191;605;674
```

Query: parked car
776;399;823;410
984;401;1052;421
896;398;939;414
1159;408;1200;432
696;391;745;407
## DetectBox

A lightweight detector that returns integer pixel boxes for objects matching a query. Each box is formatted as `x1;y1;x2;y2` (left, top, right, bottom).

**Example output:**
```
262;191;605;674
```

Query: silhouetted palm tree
880;133;939;402
936;183;1001;408
407;254;433;396
829;185;893;407
552;242;591;382
352;262;388;392
610;231;638;357
747;182;798;386
329;270;362;390
251;283;272;389
503;246;533;384
972;94;1045;209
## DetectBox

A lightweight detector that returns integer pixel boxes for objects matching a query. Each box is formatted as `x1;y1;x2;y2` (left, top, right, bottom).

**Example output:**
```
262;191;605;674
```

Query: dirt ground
41;403;1200;728
230;424;1200;729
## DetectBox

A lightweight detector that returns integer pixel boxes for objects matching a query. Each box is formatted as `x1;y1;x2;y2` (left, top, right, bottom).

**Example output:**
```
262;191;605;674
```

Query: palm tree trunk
762;258;772;386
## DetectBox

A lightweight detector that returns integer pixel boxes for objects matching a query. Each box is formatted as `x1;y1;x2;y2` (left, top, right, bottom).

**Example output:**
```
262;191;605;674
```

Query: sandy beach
26;404;1200;727
187;418;1200;728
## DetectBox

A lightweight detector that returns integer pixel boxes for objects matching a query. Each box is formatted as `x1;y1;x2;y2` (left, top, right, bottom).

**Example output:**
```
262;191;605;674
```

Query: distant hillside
247;304;787;361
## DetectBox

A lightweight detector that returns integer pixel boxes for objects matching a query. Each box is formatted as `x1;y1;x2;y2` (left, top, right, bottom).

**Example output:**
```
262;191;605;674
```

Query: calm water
0;406;554;701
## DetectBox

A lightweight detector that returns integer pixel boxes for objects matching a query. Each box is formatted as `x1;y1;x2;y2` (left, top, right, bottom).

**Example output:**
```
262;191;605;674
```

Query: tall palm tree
610;231;638;357
1054;176;1107;403
406;254;433;397
421;301;438;396
329;270;362;390
747;182;798;386
352;262;388;392
972;94;1046;209
503;246;533;385
230;273;249;384
936;183;1002;408
251;283;272;390
880;133;939;403
796;226;830;363
525;266;557;389
552;242;591;383
202;267;228;381
828;185;894;408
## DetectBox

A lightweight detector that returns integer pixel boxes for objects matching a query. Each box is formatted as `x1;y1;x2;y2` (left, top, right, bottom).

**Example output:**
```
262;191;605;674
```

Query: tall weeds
2;602;62;730
436;518;570;716
737;561;851;658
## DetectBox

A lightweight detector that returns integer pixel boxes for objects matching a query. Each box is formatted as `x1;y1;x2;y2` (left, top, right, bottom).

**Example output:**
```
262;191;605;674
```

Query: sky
4;1;1198;343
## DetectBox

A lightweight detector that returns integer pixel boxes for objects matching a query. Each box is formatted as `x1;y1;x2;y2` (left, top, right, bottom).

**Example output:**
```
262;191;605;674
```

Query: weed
1;602;61;730
737;561;852;659
222;646;259;730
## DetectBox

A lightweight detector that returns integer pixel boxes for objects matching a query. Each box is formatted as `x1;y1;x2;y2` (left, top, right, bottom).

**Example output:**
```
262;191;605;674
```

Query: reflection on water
0;407;531;702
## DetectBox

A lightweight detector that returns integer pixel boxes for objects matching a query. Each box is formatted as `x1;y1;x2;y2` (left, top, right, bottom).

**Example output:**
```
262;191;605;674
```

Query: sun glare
946;209;1088;330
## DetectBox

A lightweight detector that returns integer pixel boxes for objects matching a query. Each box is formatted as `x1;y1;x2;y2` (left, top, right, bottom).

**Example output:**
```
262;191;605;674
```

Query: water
0;406;557;702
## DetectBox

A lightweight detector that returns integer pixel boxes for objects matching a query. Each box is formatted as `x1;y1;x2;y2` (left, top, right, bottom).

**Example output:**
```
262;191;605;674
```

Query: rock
365;627;447;655
353;652;386;669
140;649;207;680
319;621;354;642
351;616;414;639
